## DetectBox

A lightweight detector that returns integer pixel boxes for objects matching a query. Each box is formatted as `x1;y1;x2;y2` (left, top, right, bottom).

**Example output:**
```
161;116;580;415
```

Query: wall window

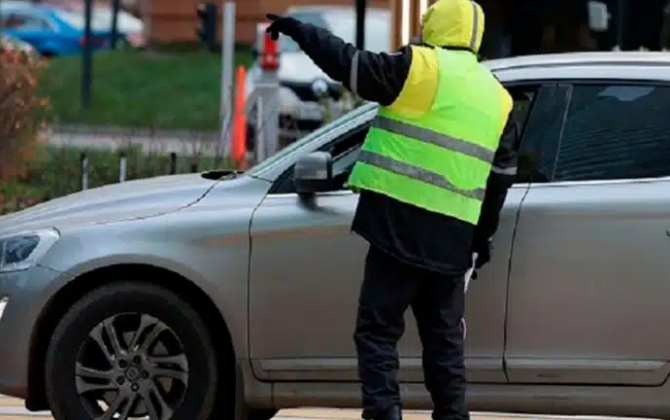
554;84;670;182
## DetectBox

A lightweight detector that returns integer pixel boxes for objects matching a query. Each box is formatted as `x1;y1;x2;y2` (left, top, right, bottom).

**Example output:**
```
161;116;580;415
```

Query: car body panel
249;185;527;383
507;178;670;386
0;173;220;237
0;265;72;399
29;175;270;374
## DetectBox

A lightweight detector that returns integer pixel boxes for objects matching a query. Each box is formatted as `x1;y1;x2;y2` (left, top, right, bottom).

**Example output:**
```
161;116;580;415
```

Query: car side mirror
294;151;333;194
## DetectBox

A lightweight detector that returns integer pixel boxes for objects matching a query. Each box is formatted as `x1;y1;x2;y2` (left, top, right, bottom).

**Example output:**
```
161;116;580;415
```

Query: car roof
485;51;670;71
0;1;58;14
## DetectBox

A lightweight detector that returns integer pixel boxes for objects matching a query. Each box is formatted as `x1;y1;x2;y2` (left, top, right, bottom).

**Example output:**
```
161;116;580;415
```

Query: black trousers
354;245;468;420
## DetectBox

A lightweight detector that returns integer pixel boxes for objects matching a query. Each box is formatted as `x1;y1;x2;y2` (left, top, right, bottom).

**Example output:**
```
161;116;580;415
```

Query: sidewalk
0;395;641;420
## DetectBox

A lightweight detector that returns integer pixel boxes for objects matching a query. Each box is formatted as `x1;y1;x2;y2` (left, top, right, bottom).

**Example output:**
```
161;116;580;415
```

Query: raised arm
265;14;412;106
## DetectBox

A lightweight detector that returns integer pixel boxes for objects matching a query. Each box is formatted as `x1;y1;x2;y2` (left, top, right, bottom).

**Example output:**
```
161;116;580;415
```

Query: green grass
37;48;254;130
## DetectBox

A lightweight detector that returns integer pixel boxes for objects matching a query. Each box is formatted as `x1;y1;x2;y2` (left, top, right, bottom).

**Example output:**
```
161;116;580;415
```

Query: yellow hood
421;0;485;53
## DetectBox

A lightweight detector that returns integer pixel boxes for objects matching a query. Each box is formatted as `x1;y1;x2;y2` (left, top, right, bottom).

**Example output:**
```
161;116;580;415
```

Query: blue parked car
0;1;116;56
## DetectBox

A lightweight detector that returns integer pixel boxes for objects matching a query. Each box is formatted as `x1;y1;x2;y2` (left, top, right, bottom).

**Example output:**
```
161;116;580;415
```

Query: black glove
474;239;492;269
266;13;301;40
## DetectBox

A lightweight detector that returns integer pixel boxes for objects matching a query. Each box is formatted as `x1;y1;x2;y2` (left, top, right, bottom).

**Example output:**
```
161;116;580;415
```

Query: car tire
45;281;219;420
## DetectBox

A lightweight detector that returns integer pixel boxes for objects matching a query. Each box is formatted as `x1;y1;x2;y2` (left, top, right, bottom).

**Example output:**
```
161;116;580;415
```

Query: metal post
119;152;127;182
617;0;626;49
253;79;280;161
220;1;236;158
110;0;120;50
169;152;177;174
80;152;89;190
81;0;94;109
252;24;281;161
355;0;366;49
255;98;265;162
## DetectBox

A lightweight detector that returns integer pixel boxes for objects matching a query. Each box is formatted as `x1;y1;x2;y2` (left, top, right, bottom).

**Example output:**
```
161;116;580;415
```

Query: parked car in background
0;1;116;56
56;2;146;49
245;5;391;146
4;52;670;420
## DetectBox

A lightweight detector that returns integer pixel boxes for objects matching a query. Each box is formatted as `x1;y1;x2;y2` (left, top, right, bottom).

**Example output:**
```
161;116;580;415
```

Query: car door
506;81;670;386
248;123;376;383
247;83;538;384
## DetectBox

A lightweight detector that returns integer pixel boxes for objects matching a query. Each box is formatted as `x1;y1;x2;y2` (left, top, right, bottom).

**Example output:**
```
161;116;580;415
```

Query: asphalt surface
0;395;651;420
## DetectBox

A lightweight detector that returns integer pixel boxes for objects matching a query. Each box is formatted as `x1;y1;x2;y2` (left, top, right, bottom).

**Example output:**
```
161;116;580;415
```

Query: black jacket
281;20;519;274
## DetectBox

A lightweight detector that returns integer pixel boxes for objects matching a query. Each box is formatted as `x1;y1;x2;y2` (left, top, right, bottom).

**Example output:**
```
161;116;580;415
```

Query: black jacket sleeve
472;115;520;252
281;20;412;106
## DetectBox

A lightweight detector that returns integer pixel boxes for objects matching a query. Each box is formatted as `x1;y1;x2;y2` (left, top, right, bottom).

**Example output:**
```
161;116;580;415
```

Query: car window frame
267;81;560;195
530;78;670;188
269;122;371;194
507;81;569;185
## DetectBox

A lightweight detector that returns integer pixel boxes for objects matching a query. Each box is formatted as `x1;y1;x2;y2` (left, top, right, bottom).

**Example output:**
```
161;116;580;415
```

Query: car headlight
0;229;60;273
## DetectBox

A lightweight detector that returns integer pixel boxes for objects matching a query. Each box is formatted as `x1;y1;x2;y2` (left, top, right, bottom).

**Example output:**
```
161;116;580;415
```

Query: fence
0;136;235;215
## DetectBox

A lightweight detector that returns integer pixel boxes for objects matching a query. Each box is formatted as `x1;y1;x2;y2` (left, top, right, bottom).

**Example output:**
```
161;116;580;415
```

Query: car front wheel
45;281;219;420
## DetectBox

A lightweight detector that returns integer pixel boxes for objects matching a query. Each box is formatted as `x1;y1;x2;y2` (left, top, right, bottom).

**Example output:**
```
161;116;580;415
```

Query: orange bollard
232;65;248;170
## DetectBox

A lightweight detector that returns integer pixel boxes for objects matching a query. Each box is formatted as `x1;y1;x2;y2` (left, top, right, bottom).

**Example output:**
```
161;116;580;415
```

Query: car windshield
245;102;377;177
279;10;390;54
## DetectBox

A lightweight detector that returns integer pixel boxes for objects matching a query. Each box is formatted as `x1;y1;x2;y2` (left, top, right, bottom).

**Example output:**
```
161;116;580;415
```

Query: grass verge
37;48;253;130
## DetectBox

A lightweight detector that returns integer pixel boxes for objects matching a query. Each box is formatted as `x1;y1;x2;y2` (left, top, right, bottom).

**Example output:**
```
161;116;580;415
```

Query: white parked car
245;5;391;145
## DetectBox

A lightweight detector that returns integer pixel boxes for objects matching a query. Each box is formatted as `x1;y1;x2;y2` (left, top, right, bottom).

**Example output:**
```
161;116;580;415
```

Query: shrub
0;47;49;184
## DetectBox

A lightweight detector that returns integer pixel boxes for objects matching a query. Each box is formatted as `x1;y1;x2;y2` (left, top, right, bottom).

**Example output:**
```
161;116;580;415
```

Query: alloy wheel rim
74;313;189;420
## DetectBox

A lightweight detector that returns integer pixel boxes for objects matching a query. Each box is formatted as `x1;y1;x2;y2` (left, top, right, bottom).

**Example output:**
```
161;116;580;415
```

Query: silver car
2;52;670;420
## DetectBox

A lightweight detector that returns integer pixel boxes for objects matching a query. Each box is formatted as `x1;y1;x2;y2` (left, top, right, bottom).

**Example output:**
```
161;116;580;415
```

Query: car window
0;13;51;30
554;84;670;182
271;124;369;194
514;84;569;183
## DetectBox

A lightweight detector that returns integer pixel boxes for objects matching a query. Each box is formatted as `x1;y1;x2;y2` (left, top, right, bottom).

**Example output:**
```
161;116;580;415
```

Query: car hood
278;52;333;83
0;172;218;236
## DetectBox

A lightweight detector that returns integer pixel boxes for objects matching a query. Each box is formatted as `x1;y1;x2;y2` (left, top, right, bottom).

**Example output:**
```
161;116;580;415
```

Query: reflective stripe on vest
372;116;495;164
357;150;486;201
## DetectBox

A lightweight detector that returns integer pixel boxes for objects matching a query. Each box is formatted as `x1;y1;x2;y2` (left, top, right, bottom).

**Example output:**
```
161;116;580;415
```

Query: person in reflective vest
266;1;519;419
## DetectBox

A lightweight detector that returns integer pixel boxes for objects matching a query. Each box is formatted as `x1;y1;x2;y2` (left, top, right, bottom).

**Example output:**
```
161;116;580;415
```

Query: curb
48;125;220;139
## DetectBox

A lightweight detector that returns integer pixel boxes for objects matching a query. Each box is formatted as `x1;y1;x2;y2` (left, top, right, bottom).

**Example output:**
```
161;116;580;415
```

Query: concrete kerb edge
48;125;221;140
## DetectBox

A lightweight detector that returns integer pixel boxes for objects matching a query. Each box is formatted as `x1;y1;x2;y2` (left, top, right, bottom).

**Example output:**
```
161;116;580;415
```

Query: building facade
147;0;388;44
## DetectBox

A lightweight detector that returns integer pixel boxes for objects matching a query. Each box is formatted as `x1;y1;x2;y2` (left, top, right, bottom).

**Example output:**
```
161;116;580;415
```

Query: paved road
0;395;651;420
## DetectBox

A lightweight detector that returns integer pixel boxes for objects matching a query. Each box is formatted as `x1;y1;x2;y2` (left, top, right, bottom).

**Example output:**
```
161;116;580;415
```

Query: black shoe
377;405;402;420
